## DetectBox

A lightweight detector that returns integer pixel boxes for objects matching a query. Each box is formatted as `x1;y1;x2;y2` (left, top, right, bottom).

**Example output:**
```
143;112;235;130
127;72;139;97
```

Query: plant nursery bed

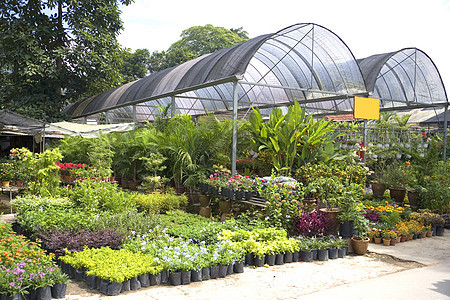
64;252;423;300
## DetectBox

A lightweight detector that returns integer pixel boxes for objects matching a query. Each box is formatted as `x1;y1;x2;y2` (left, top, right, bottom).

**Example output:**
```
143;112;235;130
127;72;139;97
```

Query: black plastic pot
106;282;122;296
227;264;233;275
311;249;318;260
300;250;313;262
218;265;228;278
254;256;265;267
74;269;85;282
99;279;109;294
36;286;51;300
169;272;181;286
339;221;354;238
181;271;191;285
328;248;338;259
86;275;97;289
338;247;347;258
275;253;284;265
191;269;202;282
233;261;244;273
284;252;293;263
266;254;276;266
436;226;445;236
244;254;254;266
318;249;328;261
210;266;219;279
120;280;130;293
160;270;169;284
51;284;67;299
129;277;141;290
202;267;210;281
293;251;300;262
138;274;150;287
150;273;161;286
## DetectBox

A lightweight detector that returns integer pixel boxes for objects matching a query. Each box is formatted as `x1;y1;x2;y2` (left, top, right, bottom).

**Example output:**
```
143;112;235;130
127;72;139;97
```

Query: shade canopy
63;24;448;124
358;48;448;111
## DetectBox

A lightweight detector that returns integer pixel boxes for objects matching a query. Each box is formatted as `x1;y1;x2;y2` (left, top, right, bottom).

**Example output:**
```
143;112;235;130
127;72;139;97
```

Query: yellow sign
354;97;380;120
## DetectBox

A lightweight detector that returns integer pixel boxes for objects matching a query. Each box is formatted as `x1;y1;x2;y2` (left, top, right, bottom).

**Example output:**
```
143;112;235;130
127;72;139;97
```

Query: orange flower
265;201;270;205
281;200;286;203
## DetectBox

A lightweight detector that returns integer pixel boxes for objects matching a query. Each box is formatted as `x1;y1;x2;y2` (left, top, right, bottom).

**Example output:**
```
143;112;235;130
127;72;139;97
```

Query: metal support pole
171;96;176;117
133;105;137;124
231;81;239;175
42;123;46;152
443;105;448;161
105;112;109;124
363;119;368;164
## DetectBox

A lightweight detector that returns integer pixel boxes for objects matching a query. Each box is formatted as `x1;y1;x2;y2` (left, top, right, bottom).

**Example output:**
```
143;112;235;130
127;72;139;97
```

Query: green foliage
380;211;402;226
16;206;95;233
132;192;187;214
249;101;342;176
0;0;132;121
158;210;236;244
14;148;63;197
255;177;302;230
61;247;162;282
249;101;306;176
90;211;161;238
120;48;151;83
69;179;135;213
148;25;248;73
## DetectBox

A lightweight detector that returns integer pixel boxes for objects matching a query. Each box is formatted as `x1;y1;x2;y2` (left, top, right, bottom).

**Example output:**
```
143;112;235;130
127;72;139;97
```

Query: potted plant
350;212;370;255
337;183;364;238
382;161;410;203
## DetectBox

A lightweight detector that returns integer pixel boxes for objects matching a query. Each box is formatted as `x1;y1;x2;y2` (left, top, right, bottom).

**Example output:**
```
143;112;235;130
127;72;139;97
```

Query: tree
0;0;133;122
120;48;151;84
148;24;249;73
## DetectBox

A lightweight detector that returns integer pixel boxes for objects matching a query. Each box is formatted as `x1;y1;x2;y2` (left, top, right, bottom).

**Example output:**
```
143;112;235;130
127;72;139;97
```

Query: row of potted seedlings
56;228;350;297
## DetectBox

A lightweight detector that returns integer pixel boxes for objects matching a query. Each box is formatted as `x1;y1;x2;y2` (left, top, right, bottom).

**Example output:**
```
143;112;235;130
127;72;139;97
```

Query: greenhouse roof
63;23;448;123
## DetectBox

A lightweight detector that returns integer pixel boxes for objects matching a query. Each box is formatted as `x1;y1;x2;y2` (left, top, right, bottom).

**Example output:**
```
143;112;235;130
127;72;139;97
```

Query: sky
117;0;450;93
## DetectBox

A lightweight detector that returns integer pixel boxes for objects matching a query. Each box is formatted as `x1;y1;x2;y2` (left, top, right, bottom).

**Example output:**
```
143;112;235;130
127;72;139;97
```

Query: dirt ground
64;252;423;300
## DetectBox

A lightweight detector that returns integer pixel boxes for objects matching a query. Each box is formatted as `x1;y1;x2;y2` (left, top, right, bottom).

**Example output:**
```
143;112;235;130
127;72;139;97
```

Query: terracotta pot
128;181;139;190
374;237;382;244
199;207;211;218
351;237;370;255
198;195;211;207
320;207;341;236
400;236;407;242
1;181;10;187
371;182;387;198
389;187;407;203
407;190;418;208
390;238;396;246
383;239;391;246
219;200;232;213
15;181;23;187
426;231;432;237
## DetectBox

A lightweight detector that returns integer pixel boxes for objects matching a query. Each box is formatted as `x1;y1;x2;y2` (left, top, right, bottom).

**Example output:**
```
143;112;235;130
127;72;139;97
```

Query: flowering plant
293;209;329;237
256;175;302;230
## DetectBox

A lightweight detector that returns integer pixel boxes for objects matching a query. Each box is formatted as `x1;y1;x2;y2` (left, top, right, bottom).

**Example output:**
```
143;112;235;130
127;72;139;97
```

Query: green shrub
69;179;135;213
11;196;73;215
90;211;161;238
158;210;235;244
61;247;163;282
132;192;187;214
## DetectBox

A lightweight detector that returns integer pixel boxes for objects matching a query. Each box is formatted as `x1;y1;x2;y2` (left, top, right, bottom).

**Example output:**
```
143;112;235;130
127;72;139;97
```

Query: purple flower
10;282;15;287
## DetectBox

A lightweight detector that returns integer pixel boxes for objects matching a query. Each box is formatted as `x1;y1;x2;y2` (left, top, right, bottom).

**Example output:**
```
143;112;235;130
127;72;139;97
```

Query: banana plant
249;100;306;176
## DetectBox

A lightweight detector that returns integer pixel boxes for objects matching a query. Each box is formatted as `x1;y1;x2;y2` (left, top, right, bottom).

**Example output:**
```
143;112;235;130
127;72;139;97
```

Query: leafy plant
132;192;187;214
293;209;329;237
